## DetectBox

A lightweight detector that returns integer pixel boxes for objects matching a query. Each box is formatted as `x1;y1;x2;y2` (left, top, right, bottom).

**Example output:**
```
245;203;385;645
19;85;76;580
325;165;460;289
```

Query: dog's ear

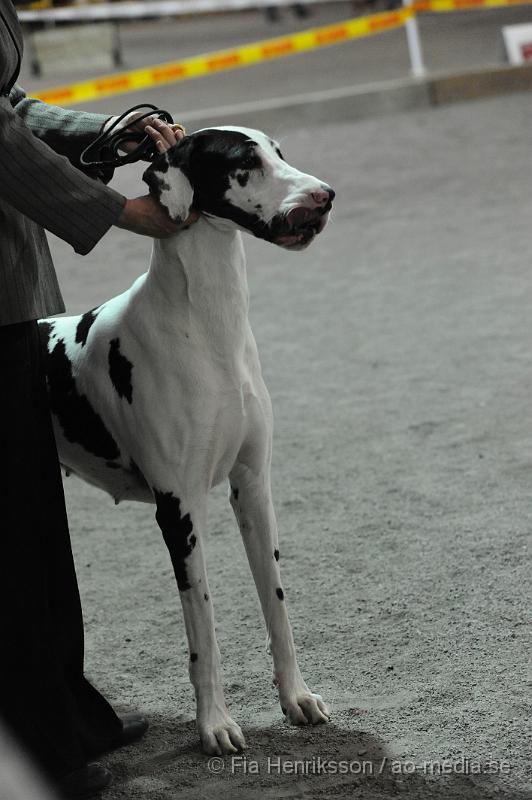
142;140;194;223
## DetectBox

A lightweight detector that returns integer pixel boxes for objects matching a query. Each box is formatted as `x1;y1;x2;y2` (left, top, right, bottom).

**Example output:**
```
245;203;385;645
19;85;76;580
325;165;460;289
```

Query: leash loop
80;103;176;179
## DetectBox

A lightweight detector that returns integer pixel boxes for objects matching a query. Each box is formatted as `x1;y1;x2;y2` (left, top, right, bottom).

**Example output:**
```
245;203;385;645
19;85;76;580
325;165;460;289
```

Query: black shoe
57;763;112;799
86;712;149;757
114;712;149;748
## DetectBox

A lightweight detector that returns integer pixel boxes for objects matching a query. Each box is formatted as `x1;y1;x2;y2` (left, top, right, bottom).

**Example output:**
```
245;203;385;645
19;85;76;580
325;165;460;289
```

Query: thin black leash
79;104;175;179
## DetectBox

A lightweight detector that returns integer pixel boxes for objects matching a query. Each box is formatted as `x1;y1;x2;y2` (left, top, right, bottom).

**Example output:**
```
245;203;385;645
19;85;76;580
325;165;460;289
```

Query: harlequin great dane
39;126;335;756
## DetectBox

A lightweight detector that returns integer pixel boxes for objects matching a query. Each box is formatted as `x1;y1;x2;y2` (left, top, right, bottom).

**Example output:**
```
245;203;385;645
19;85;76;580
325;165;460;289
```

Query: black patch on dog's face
148;130;271;239
154;490;197;592
276;588;284;600
46;339;120;461
142;172;171;206
108;338;133;404
274;549;280;561
75;308;99;347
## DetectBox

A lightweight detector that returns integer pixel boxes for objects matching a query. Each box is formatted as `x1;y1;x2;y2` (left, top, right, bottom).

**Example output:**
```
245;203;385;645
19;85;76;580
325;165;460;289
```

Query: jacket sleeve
9;83;111;168
0;93;125;255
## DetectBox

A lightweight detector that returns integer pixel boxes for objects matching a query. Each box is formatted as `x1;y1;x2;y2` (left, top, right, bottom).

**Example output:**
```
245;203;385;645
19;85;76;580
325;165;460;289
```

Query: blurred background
14;0;532;122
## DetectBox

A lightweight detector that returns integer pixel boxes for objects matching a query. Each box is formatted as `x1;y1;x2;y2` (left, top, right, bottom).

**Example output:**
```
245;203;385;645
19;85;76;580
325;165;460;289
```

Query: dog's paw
278;679;330;725
198;711;246;755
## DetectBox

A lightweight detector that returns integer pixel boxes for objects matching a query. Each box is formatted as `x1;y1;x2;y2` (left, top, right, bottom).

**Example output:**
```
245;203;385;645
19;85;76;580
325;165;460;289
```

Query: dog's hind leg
152;487;246;755
229;461;330;726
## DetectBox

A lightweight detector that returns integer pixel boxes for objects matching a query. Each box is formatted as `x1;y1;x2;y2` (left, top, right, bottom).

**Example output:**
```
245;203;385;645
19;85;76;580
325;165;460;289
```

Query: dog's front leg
153;488;246;754
229;462;330;726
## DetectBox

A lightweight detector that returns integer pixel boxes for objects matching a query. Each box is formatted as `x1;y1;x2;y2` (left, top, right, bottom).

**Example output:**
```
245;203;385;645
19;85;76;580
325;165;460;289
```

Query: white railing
18;0;342;24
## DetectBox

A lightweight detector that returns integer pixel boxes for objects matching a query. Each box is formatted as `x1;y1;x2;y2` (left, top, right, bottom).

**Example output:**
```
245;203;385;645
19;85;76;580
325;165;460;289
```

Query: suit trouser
0;320;122;779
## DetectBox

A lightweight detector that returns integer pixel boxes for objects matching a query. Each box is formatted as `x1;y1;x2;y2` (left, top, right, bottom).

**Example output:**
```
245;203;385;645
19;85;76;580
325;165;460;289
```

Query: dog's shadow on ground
104;710;525;799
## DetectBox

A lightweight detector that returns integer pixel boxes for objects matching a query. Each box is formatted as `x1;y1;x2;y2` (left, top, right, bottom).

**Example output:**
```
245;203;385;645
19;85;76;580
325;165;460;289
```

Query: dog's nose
311;187;335;207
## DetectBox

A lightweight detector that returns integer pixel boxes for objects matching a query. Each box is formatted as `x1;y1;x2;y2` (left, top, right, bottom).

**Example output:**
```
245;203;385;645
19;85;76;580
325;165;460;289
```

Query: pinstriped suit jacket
0;0;126;325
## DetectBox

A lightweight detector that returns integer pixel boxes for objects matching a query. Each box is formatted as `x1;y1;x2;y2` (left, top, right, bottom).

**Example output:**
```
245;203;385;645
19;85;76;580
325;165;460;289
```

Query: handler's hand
105;111;185;154
116;195;193;239
143;118;185;155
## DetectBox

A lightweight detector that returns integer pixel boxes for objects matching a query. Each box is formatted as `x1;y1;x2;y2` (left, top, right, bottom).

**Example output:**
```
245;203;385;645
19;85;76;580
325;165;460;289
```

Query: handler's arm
0;96;125;254
9;83;111;167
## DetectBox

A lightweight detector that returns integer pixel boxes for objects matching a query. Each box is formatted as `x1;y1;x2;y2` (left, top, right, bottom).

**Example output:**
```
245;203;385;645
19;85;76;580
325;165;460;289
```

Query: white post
403;0;425;77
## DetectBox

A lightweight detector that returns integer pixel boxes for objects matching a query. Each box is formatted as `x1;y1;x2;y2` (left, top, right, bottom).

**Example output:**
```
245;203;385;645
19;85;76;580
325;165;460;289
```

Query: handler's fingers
145;121;178;153
153;117;179;146
110;112;158;152
170;123;186;142
126;112;157;131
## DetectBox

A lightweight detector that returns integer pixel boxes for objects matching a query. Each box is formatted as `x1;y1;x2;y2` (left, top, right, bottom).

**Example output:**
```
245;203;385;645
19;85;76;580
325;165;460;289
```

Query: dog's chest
99;323;267;494
203;376;269;487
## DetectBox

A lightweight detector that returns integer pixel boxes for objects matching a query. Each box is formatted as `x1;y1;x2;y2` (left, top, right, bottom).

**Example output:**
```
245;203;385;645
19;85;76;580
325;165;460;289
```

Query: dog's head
142;126;334;251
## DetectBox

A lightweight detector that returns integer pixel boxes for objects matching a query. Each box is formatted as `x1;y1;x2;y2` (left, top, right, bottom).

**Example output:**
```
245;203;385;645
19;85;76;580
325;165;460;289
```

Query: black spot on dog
150;176;171;202
153;154;170;175
204;593;209;601
274;549;280;561
212;202;265;240
255;203;262;211
190;652;198;662
276;588;284;600
38;319;55;342
108;338;133;404
142;166;165;201
236;171;249;187
154;490;197;591
46;339;120;461
275;147;284;161
75;307;99;347
231;485;239;501
38;320;55;361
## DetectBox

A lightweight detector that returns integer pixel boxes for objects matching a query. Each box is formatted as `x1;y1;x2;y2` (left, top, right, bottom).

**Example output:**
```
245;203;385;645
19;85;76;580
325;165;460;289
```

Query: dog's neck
145;216;250;357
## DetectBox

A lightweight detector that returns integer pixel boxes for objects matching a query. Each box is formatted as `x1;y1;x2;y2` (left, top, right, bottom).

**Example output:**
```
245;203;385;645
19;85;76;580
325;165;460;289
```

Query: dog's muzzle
271;188;335;251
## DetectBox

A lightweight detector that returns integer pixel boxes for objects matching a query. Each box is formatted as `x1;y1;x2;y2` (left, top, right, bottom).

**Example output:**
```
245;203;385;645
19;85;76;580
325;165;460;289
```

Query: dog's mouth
271;204;331;251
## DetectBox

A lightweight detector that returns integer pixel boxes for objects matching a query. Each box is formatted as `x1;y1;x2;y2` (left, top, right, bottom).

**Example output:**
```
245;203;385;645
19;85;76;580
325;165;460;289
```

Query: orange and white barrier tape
30;0;532;105
415;0;532;10
32;10;411;105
